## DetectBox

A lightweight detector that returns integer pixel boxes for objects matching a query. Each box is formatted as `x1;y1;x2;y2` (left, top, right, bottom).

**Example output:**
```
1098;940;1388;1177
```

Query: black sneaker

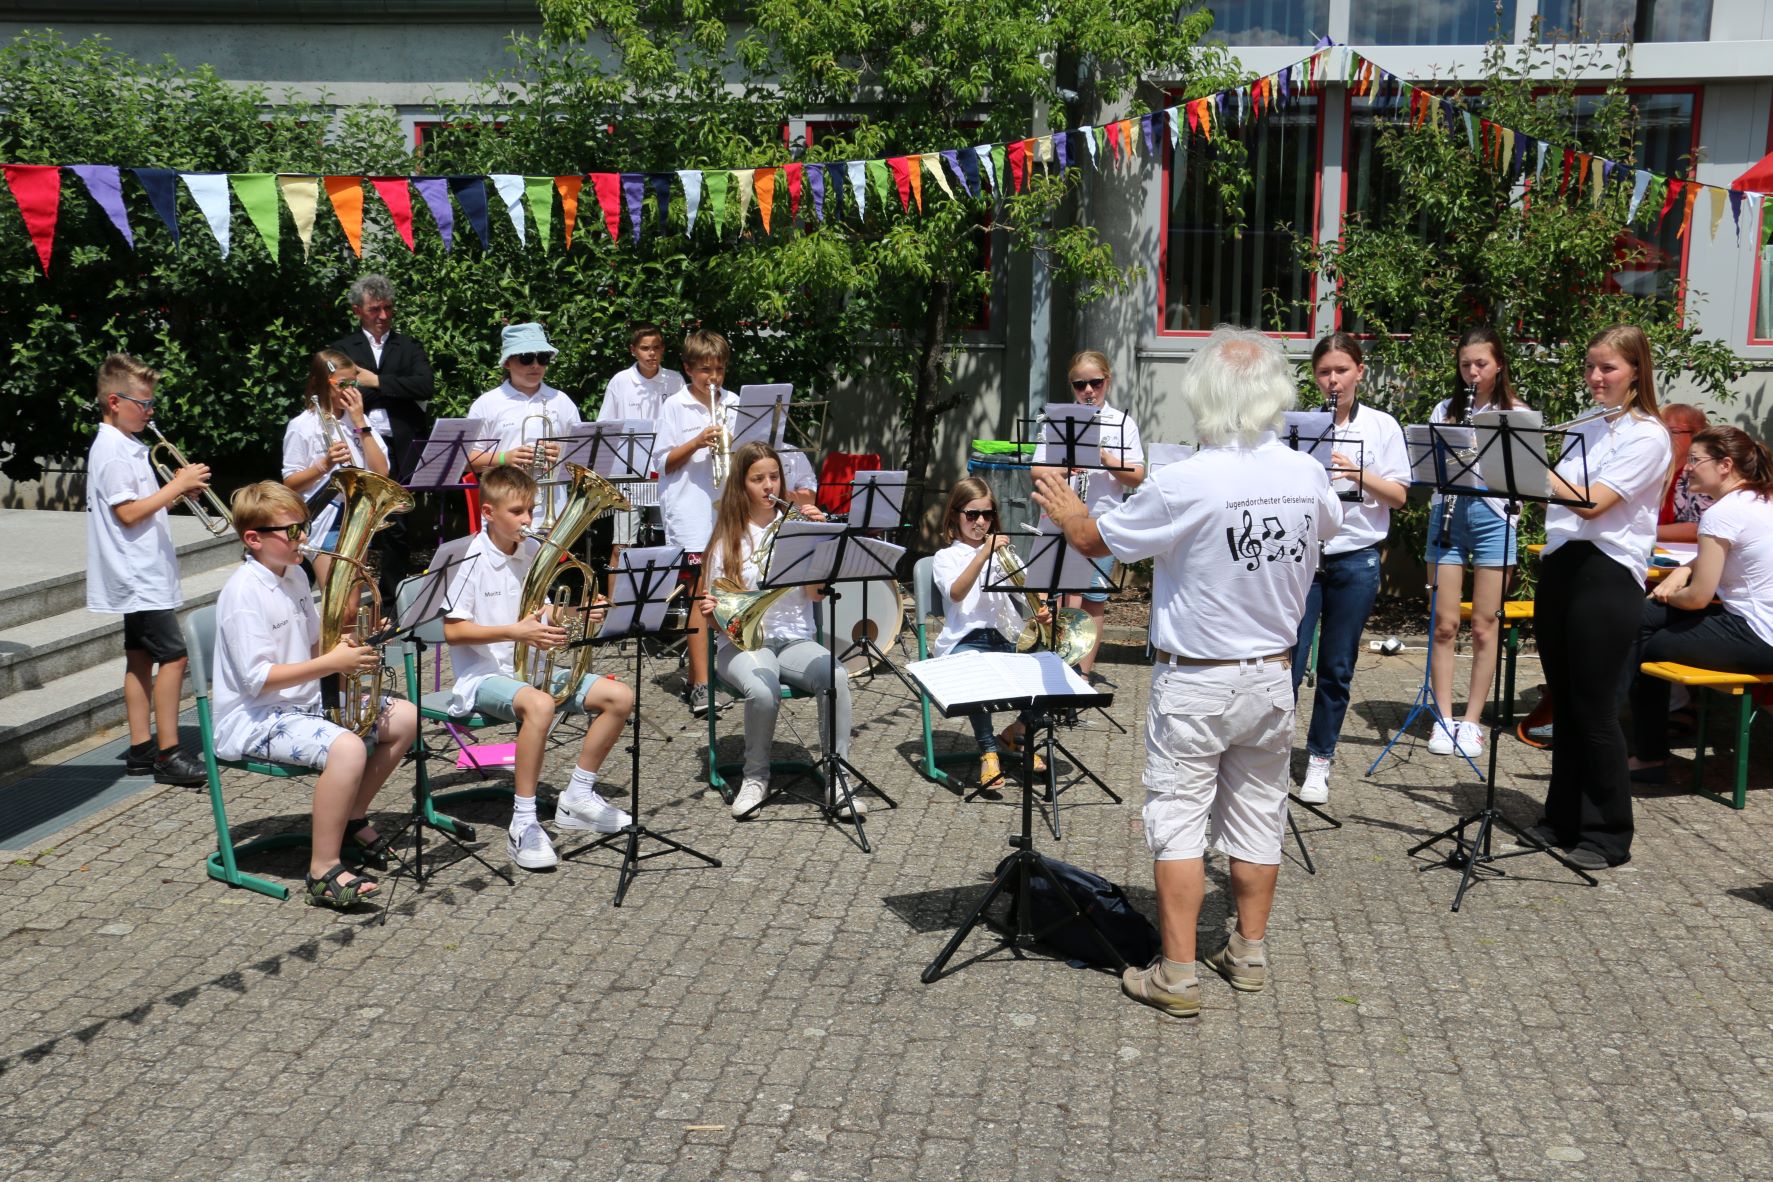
153;749;207;788
123;746;157;776
1520;822;1564;850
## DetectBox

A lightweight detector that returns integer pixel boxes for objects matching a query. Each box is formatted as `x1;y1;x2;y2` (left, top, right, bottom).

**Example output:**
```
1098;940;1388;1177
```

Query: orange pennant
324;176;364;257
756;167;775;234
554;176;583;249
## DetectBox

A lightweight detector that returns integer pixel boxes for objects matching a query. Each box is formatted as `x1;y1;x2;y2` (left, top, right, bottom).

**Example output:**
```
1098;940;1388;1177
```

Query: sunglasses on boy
1071;376;1107;393
512;352;556;366
111;392;155;413
961;508;996;523
251;521;308;543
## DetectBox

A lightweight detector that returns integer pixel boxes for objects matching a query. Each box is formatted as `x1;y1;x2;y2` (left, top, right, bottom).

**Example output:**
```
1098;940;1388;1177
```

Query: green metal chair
910;555;983;787
704;625;819;805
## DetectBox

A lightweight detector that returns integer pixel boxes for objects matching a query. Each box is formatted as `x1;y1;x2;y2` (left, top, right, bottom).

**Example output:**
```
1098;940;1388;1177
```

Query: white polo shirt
930;540;1022;655
211;557;322;759
706;518;817;649
598;364;684;474
444;530;538;716
1096;434;1342;660
1701;489;1773;648
1543;410;1670;583
281;407;372;499
780;449;818;497
1324;403;1409;555
467;380;584;516
657;387;740;552
85;423;182;614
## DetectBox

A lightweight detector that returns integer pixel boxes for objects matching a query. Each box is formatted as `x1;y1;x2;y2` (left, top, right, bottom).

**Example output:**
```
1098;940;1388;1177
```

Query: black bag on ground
995;853;1160;970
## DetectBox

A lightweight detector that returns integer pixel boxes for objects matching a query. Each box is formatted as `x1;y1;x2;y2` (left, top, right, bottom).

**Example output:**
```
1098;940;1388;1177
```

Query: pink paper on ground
457;743;517;769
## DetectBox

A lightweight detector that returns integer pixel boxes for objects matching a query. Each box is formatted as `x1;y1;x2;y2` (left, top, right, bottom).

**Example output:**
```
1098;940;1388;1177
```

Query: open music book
907;650;1099;714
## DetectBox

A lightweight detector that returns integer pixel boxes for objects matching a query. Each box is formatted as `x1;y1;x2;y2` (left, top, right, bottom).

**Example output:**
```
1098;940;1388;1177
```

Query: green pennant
229;173;281;260
1093;127;1108;170
991;146;1009;195
524;176;554;251
704;171;729;232
866;160;891;215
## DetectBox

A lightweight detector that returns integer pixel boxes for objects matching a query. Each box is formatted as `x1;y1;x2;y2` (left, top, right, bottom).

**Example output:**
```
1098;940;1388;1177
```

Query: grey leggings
715;637;851;781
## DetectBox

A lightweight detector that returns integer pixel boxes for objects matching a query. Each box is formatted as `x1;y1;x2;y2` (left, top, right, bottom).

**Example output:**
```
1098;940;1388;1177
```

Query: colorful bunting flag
807;163;826;222
414;177;454;251
490;174;526;242
1708;186;1726;241
182;173;232;258
70;165;131;248
622;173;645;242
678;170;703;235
371;177;417;250
866;159;892;213
756;167;776;233
1006;141;1027;193
2;164;59;274
590;173;621;241
847;161;866;221
907;156;924;211
648;173;672;228
325;177;364;256
887;156;912;211
277;176;319;257
784;162;803;219
555;175;583;250
705;171;730;232
522;176;554;251
1627;170;1652;224
132;169;180;244
731;169;754;231
449;176;492;249
923;153;953;201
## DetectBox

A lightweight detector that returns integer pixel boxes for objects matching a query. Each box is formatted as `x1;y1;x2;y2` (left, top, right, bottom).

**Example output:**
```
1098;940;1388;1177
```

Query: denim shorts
472;672;606;721
1081;554;1116;605
1425;499;1515;568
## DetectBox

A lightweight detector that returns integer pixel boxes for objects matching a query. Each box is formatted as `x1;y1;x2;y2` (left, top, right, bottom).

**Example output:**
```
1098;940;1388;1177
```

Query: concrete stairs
0;511;238;767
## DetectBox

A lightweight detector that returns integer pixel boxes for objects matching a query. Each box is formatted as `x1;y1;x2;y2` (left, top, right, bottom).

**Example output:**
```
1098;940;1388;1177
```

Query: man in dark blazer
329;274;435;594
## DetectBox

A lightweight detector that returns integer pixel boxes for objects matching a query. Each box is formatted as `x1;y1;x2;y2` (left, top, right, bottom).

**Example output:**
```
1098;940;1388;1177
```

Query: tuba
514;463;631;706
309;469;414;736
709;499;804;651
144;422;233;536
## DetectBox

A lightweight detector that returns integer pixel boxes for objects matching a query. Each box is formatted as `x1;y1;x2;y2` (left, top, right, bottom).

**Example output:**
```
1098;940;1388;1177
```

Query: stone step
0;511;237;631
0;564;234;699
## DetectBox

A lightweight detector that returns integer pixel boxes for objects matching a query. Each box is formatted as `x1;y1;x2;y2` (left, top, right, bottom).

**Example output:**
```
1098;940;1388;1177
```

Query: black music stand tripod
917;674;1126;983
558;550;720;905
1407;415;1599;910
825;472;922;700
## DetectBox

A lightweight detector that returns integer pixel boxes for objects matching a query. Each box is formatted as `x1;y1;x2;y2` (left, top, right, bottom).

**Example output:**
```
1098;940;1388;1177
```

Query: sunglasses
112;392;155;412
331;377;360;389
1071;376;1107;393
512;352;556;366
961;509;997;523
252;521;308;543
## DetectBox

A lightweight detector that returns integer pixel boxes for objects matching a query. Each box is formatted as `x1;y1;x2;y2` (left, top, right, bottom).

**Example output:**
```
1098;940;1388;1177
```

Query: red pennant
1558;149;1575;198
3;164;61;274
369;177;416;250
756;168;775;234
784;163;803;218
886;157;912;210
554;176;583;249
1007;140;1028;191
590;172;621;241
1658;179;1683;228
1104;121;1122;163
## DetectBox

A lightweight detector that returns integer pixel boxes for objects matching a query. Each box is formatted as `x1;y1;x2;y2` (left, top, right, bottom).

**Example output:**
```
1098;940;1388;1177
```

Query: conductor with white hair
1033;326;1342;1019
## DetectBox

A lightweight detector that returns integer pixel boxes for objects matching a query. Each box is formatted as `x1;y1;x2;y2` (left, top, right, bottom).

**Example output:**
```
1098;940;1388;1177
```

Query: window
1750;107;1773;345
1538;0;1712;43
1160;96;1321;336
1570;90;1699;307
1350;1;1517;45
1197;1;1328;46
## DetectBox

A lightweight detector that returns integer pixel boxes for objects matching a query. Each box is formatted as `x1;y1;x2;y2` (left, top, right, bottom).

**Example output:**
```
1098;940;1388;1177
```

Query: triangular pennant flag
1279;66;1291;104
756;167;776;233
2;164;60;274
784;163;803;219
554;175;583;249
990;146;1009;193
182;173;232;258
229;174;280;259
866;159;892;213
1462;111;1477;152
491;174;526;242
848;161;867;220
414;177;454;251
1676;182;1698;239
522;176;554;250
131;168;180;244
590;173;621;241
885;156;911;210
1658;178;1682;227
730;169;754;231
1590;158;1606;208
678;170;703;235
1558;150;1575;198
1745;193;1764;244
277;176;319;257
1034;135;1054;170
956;148;980;197
449;176;492;249
1104;120;1123;164
647;173;672;228
370;177;416;250
1054;131;1070;172
1005;141;1027;193
923;153;953;201
70;165;131;248
1729;188;1745;240
1084;125;1100;168
1142;113;1157;157
1116;121;1137;164
622;173;645;242
1627;170;1653;223
907;156;924;211
1708;186;1727;241
324;176;364;256
1507;130;1525;179
807;163;826;222
943;149;969;197
705;170;730;231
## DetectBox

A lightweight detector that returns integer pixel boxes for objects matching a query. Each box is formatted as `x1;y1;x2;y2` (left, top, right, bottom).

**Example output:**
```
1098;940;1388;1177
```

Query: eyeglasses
961;509;997;523
251;521;308;543
1071;377;1107;393
1685;453;1718;470
111;392;155;412
331;377;359;389
512;352;556;366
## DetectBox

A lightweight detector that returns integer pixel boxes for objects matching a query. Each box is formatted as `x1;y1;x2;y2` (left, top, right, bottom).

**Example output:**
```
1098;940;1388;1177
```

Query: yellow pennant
277;176;319;257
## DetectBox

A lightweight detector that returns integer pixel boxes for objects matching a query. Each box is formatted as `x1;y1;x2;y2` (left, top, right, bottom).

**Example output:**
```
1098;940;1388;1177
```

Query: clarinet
1438;384;1478;549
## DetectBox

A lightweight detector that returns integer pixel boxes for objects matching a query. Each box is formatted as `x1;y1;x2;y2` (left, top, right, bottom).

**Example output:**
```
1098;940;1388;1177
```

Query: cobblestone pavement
3;633;1773;1182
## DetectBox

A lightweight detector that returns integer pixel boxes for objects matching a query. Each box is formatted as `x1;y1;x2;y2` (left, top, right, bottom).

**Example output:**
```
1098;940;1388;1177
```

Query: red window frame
1156;90;1325;340
1747;99;1773;345
412;119;507;155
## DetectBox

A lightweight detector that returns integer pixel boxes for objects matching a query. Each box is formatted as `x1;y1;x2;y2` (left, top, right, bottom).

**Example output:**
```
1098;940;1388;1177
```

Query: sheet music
827;535;904;581
409;418;494;488
1148;442;1195;471
906;650;1097;713
1016;523;1103;593
759;520;846;586
603;546;685;636
1032;403;1103;467
1473;409;1553;500
1407;423;1477;487
851;469;908;530
733;383;794;448
1282;411;1336;470
554;420;654;480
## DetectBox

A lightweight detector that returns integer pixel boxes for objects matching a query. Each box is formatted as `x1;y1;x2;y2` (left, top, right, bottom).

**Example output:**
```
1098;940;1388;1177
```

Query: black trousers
1534;542;1642;862
1631;602;1773;761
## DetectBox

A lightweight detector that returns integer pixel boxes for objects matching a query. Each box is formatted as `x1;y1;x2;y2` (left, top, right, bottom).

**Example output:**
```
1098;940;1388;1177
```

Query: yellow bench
1638;662;1773;810
1459;600;1536;724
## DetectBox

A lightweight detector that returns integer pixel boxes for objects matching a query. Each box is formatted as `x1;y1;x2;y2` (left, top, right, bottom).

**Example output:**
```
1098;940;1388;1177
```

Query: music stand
754;517;904;852
981;524;1123;840
404;418;495;553
556;546;720;905
819;470;921;698
909;650;1126;982
1283;410;1367;503
1406;414;1599;910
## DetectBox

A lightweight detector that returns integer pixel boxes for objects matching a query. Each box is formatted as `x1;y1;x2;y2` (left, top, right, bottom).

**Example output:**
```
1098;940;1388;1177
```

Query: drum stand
831;575;920;700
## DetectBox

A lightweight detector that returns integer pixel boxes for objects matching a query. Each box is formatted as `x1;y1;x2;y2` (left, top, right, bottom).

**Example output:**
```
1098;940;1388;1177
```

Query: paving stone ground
3;631;1772;1181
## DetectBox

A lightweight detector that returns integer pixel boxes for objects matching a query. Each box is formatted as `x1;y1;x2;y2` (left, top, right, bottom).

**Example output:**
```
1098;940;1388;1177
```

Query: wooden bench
1459;600;1536;724
1638;662;1773;809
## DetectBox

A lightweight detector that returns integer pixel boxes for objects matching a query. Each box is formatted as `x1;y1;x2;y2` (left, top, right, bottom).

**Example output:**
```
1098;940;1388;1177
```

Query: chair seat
1639;662;1773;692
1458;600;1535;623
219;758;304;779
420;689;494;726
713;676;800;701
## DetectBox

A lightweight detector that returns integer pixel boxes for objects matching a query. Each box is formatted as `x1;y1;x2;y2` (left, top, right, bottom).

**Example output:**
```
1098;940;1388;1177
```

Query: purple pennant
621;173;645;242
1141;114;1156;157
1052;133;1068;173
1509;132;1527;179
822;163;842;219
413;177;454;251
807;163;826;221
647;173;672;227
71;165;132;248
131;168;180;244
1278;68;1291;105
449;176;492;249
941;149;969;195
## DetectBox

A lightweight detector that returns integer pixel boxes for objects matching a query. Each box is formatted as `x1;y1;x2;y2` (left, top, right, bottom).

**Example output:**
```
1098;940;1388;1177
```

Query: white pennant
1627;170;1652;224
1083;127;1099;169
180;173;232;258
847;161;866;220
678;170;703;235
1167;106;1181;150
491;174;526;240
1535;141;1548;184
974;144;996;193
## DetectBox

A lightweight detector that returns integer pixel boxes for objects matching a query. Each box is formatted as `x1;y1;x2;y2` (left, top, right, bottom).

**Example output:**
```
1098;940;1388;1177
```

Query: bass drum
817;578;905;672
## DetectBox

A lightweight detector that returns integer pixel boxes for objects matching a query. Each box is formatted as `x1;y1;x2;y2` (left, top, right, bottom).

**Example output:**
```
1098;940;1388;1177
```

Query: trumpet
708;398;733;490
311;390;353;465
144;421;232;536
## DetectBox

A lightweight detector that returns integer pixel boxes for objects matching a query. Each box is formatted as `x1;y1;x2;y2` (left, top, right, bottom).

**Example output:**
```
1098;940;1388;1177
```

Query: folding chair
911;555;983;787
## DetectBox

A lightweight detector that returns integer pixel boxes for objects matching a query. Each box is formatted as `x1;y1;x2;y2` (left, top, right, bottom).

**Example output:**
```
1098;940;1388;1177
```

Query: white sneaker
556;788;630;834
731;777;767;819
1427;720;1458;755
1298;755;1331;805
507;821;559;870
1455;721;1486;758
826;773;867;820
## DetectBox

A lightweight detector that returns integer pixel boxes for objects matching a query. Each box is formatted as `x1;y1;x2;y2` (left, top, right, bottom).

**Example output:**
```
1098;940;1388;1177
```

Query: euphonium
995;541;1098;667
144;422;233;536
709;500;802;652
514;463;631;706
311;468;414;736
